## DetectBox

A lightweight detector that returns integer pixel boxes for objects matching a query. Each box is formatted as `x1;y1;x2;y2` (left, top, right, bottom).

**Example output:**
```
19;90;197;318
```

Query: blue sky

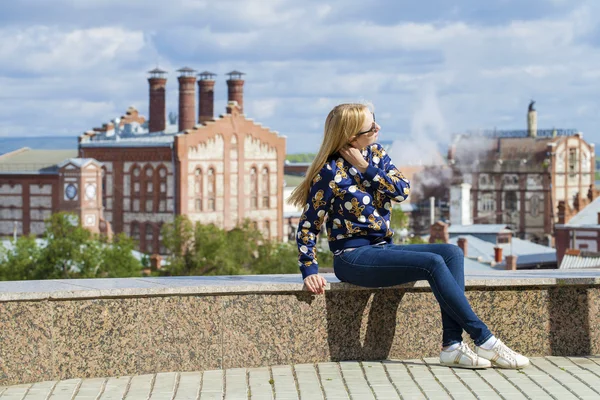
0;0;599;155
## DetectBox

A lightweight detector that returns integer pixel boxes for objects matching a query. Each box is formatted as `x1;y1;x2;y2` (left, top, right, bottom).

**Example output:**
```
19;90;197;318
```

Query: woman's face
349;108;380;149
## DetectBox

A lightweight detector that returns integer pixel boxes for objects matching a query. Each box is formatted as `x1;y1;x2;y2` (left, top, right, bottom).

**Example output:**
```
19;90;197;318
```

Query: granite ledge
0;269;599;302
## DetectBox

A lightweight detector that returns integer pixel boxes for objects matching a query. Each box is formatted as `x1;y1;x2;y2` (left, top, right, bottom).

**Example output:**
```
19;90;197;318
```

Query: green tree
0;235;41;281
161;216;303;276
0;212;142;281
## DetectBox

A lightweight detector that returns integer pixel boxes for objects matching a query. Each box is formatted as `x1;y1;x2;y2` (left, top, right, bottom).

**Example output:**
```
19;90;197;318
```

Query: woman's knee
426;254;447;274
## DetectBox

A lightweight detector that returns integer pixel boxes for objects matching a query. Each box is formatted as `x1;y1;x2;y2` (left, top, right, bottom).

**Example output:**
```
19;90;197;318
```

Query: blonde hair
288;103;370;208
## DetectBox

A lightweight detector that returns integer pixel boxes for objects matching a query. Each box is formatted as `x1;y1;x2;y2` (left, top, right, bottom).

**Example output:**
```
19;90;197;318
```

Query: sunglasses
356;113;377;136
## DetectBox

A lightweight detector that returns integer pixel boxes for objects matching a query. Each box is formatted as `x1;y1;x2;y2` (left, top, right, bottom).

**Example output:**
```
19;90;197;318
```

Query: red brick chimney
177;67;197;132
197;71;216;123
150;254;162;271
457;237;467;256
226;70;245;113
148;68;167;133
493;246;503;263
429;221;449;244
505;254;518;270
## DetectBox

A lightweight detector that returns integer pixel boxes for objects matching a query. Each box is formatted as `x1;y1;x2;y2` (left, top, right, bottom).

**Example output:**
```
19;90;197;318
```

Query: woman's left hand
340;145;369;173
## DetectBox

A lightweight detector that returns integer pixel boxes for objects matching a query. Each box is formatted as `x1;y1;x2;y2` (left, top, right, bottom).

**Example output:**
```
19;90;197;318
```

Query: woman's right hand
304;274;327;294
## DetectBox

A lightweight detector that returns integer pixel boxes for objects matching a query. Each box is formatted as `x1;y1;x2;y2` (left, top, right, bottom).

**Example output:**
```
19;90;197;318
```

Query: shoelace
494;341;516;362
459;343;478;359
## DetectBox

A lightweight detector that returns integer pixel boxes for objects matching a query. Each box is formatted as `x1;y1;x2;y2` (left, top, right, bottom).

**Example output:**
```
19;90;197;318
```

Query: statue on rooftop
528;100;535;112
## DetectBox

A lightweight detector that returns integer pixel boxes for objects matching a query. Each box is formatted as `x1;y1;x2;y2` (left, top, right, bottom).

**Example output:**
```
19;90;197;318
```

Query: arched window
131;165;141;212
158;166;168;212
505;191;517;212
145;223;154;254
264;220;271;239
158;223;166;255
143;165;154;212
261;166;270;208
194;168;203;211
250;167;258;209
207;167;216;211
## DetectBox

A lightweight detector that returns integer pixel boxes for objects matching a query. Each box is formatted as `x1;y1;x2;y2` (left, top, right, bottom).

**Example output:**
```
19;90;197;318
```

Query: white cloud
0;26;147;73
1;0;599;154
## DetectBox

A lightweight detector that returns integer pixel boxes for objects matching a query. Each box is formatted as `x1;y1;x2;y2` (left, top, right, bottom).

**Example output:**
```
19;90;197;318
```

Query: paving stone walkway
2;356;600;400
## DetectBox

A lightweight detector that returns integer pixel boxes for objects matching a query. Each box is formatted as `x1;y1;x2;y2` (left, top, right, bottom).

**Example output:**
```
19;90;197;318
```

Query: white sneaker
475;339;530;369
440;342;492;369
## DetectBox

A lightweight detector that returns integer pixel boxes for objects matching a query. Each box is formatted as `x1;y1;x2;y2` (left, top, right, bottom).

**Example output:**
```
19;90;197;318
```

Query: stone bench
1;269;599;385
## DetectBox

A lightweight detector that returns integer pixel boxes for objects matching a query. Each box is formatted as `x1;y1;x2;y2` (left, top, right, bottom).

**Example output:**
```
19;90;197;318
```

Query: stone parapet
1;270;600;385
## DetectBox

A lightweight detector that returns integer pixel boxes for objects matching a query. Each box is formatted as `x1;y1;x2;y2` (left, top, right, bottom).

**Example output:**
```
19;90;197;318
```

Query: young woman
288;103;529;369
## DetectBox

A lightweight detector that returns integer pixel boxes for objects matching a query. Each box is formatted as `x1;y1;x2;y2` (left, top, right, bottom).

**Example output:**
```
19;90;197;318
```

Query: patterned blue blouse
296;143;411;279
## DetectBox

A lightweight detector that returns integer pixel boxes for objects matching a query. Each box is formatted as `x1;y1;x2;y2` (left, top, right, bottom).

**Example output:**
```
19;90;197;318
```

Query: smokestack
226;70;245;113
177;67;197;132
197;71;216;123
527;100;537;138
148;68;167;133
430;196;435;226
457;237;467;256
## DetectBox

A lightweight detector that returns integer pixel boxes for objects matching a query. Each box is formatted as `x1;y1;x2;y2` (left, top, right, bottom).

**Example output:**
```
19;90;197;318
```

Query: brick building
449;102;596;244
0;68;286;254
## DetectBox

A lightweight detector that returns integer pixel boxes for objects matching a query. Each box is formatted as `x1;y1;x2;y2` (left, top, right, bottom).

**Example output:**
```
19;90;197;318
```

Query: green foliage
390;206;409;231
160;216;302;276
406;235;428;244
286;153;316;163
0;212;143;281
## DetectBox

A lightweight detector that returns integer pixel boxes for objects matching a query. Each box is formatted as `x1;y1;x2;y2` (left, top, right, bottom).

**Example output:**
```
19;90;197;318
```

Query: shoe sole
490;360;530;369
440;362;491;369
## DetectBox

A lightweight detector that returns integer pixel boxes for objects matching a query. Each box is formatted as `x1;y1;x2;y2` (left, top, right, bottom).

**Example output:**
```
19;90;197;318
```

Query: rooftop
564;196;600;227
0;148;78;174
449;234;556;268
448;224;511;235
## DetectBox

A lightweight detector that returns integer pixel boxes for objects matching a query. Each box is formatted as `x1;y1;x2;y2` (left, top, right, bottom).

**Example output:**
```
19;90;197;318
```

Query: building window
530;195;540;217
145;224;154;254
131;222;140;244
250;167;258;209
505;191;517;212
568;148;578;178
480;192;495;212
157;166;168;213
143;165;154;212
479;175;488;186
194;168;203;212
101;166;107;208
159;223;166;255
261;167;270;208
264;220;270;239
207;167;216;211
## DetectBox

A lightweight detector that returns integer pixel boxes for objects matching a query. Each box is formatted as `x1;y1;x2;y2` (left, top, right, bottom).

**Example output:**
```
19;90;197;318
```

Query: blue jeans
333;243;493;347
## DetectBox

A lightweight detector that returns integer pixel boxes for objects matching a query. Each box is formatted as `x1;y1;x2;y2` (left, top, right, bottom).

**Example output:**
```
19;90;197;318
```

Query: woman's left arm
362;145;411;203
